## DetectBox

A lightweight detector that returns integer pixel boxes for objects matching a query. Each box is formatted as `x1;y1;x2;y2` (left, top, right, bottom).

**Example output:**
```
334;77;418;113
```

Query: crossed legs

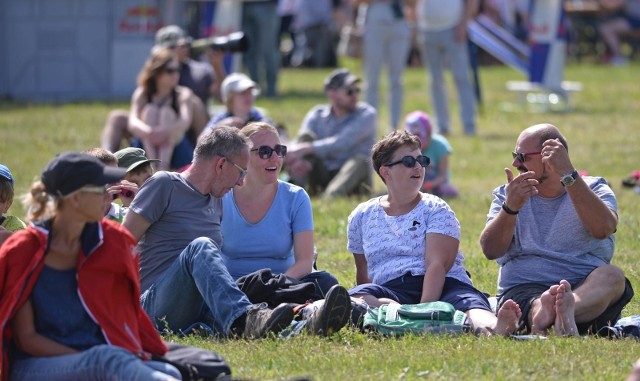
529;265;627;336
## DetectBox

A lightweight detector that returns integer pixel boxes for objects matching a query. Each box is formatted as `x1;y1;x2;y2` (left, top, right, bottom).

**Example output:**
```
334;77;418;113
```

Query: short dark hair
0;177;13;204
128;161;152;176
371;130;421;182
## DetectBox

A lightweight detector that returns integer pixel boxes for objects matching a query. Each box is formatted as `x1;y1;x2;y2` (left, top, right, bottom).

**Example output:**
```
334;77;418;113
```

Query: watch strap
561;169;578;187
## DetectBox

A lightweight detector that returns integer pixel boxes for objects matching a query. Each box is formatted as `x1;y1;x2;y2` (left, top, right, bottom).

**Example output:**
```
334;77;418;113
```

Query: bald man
480;123;633;336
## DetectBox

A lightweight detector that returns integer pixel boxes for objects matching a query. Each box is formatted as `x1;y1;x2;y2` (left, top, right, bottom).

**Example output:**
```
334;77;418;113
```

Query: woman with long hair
129;48;194;171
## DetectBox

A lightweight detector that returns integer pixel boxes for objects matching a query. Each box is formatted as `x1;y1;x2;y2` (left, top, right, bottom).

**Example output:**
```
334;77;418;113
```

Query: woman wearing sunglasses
221;121;341;294
346;130;521;336
220;122;351;335
0;152;180;380
128;47;195;171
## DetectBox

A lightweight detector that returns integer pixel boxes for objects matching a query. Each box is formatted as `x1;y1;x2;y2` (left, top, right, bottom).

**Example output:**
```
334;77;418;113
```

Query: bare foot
554;280;579;337
494;299;522;336
531;285;559;334
625;359;640;381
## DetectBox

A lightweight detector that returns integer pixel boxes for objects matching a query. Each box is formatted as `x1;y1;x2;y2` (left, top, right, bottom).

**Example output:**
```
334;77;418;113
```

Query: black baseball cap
324;68;360;91
41;152;126;197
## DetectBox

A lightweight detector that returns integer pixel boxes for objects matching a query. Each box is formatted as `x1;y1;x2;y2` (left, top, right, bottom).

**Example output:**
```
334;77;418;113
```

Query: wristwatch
560;169;579;187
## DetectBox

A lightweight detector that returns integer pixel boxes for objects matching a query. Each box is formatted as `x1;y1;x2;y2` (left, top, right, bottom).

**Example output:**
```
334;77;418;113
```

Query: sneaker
304;285;351;336
243;303;294;339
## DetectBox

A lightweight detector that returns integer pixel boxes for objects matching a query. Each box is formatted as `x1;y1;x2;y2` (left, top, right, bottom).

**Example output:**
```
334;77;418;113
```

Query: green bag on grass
363;301;470;336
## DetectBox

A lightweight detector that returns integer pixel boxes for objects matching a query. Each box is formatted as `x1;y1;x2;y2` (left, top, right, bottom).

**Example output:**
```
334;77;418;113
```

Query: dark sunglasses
163;66;180;74
345;87;361;96
512;151;542;163
384;155;430;168
251;144;287;159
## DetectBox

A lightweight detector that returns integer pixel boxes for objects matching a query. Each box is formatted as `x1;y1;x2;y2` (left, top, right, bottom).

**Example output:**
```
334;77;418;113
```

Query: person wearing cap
101;24;226;167
0;164;26;236
285;68;377;198
115;147;160;188
204;72;270;131
414;0;478;135
480;123;634;336
0;152;181;380
123;126;294;339
153;25;226;107
404;111;459;198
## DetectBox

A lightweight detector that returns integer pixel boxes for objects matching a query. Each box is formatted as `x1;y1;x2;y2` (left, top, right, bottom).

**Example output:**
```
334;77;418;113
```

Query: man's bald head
518;123;568;152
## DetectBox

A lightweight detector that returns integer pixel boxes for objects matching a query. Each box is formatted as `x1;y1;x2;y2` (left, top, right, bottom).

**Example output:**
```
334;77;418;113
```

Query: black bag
236;268;318;307
153;342;232;381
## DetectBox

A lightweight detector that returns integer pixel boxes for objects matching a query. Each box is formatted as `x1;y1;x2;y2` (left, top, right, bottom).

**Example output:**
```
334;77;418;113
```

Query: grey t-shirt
129;171;223;291
486;176;617;295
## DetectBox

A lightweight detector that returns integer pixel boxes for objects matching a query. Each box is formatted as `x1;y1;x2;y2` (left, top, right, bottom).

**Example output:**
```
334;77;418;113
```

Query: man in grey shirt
123;126;293;338
480;123;633;336
286;68;377;198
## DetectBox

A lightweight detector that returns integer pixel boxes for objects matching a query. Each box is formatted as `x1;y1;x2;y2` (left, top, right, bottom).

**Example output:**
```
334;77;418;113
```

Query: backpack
363;301;470;336
153;342;232;381
597;314;640;340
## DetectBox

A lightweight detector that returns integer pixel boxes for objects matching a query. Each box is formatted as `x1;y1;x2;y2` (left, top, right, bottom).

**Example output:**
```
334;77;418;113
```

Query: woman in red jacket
0;152;179;381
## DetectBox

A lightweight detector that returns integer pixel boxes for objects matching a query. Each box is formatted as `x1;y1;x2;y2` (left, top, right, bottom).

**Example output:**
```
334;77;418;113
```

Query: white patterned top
347;193;472;286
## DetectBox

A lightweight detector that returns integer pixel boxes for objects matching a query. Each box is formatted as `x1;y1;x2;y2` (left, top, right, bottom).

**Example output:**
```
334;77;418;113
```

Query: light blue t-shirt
221;181;313;279
486;176;617;294
423;134;452;182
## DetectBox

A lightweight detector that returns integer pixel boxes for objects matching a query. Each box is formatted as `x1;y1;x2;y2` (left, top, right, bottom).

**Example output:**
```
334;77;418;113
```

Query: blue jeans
11;345;181;381
419;27;477;135
141;237;253;336
363;3;410;129
242;1;280;97
301;271;339;299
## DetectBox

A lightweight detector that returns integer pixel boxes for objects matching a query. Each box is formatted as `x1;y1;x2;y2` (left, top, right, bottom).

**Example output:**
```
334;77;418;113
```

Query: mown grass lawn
1;60;639;380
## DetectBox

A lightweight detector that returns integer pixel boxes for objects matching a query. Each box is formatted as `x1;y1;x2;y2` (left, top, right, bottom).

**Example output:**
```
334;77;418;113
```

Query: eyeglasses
345;87;361;96
384;155;430;168
251;145;287;159
225;157;247;181
79;186;108;195
164;66;180;74
512;151;542;163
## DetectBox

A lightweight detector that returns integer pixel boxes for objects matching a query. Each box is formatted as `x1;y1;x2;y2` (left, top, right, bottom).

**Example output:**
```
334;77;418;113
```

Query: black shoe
243;303;294;339
622;171;640;187
305;285;351;336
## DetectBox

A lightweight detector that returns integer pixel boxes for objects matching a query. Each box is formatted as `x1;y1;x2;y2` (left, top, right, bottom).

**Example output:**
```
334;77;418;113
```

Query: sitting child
83;148;139;223
0;164;26;234
404;111;459;198
114;147;159;188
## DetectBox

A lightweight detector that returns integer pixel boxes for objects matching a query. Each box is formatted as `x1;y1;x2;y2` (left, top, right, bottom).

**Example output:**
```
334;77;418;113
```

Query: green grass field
1;60;639;380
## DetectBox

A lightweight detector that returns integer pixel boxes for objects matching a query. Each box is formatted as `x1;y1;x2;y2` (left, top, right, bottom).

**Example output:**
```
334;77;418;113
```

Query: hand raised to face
540;138;574;178
504;168;539;211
